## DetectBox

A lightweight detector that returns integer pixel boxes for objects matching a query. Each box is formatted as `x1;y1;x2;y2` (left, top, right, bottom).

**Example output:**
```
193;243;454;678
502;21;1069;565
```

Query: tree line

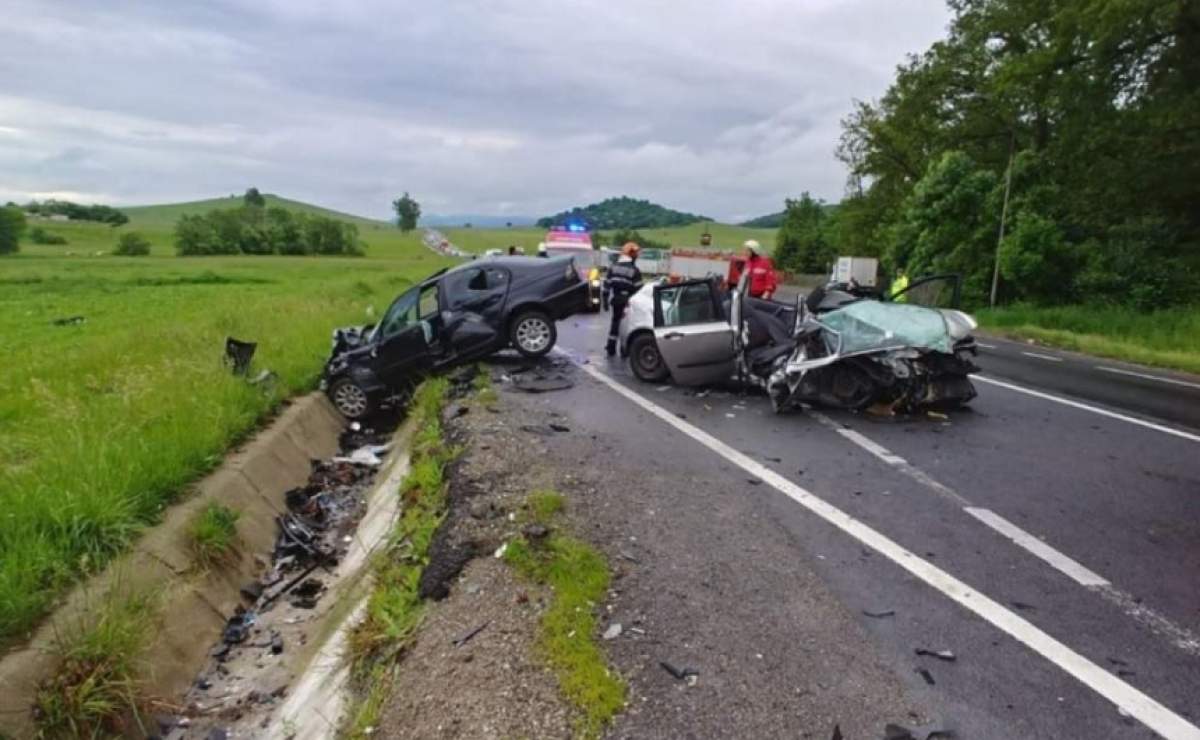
22;199;129;226
787;0;1199;310
175;193;363;256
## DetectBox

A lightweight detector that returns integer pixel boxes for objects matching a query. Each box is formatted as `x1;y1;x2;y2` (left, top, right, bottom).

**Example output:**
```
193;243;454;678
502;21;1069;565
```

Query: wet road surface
547;312;1200;739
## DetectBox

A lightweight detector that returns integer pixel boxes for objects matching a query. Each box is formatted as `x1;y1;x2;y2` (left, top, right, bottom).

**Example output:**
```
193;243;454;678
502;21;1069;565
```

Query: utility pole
990;130;1016;308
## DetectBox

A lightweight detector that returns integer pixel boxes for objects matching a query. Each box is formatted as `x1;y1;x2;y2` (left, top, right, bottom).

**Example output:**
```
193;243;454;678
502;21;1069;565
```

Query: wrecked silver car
621;274;979;413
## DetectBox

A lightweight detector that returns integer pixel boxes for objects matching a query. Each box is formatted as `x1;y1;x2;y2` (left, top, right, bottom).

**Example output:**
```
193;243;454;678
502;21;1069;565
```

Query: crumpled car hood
816;301;967;355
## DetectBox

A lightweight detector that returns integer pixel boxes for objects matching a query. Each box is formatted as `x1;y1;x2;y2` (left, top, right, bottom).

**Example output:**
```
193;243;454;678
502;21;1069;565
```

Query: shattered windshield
817;301;952;355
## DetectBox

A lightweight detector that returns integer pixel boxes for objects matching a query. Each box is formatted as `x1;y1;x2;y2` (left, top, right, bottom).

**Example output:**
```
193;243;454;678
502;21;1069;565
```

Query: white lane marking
976;375;1200;444
578;363;1200;740
1095;365;1200;391
965;508;1109;587
822;413;1200;657
811;413;968;506
1022;351;1063;362
976;342;997;349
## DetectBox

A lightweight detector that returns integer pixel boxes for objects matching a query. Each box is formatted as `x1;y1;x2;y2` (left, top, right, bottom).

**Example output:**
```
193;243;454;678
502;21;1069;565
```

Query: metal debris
915;648;956;662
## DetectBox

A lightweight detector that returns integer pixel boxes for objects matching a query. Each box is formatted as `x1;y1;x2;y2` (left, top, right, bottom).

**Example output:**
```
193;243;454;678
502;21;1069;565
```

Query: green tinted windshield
818;301;952;354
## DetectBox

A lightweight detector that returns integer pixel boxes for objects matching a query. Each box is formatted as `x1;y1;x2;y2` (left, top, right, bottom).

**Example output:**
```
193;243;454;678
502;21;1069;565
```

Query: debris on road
915;667;936;685
602;623;623;640
660;661;699;680
451;620;491;648
863;609;896;619
221;608;256;645
914;648;956;662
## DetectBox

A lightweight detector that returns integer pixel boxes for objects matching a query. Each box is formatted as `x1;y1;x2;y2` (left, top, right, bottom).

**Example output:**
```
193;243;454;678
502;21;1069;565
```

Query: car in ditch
322;256;590;418
618;273;979;413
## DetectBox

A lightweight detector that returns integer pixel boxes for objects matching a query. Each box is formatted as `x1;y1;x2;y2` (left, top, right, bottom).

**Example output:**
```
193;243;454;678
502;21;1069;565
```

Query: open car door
652;278;735;386
889;274;962;308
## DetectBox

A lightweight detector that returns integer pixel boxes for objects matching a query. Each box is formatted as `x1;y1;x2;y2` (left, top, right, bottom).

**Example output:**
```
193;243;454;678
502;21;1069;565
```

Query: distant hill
740;202;839;228
537;196;709;230
122;194;387;230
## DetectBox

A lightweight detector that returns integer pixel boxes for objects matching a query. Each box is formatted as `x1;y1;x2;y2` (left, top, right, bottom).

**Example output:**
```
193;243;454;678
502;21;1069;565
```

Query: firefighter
891;267;909;302
604;242;643;357
743;240;778;299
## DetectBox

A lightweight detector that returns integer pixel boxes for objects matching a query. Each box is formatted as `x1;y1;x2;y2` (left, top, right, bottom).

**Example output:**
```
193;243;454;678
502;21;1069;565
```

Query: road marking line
976;342;997;349
1022;351;1063;362
975;375;1200;444
811;413;968;506
819;414;1200;657
1095;365;1200;391
578;363;1200;740
965;508;1109;587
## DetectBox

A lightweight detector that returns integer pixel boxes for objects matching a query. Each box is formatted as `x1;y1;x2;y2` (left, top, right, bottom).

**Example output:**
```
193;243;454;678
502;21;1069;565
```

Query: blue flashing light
565;221;586;233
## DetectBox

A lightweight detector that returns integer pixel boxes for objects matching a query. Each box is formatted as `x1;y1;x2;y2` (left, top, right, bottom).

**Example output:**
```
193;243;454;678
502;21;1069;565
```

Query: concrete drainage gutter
0;393;410;739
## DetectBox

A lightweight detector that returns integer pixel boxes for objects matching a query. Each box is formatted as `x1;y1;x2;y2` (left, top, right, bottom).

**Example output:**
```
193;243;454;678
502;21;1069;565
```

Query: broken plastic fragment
494;542;509;559
602;623;623;640
914;648;956;662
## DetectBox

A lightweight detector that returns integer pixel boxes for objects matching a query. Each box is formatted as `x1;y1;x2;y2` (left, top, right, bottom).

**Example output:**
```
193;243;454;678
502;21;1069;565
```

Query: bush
30;226;69;245
0;205;25;254
175;206;362;256
114;232;152;256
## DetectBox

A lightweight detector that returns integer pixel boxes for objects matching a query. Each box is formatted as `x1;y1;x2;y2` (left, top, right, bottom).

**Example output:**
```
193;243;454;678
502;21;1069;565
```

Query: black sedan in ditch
322;256;590;418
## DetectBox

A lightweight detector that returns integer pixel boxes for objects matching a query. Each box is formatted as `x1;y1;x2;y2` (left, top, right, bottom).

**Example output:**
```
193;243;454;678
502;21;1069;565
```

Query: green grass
440;222;778;255
505;493;625;738
346;377;452;739
33;589;158;738
0;252;448;643
19;194;427;258
977;304;1200;374
188;503;240;567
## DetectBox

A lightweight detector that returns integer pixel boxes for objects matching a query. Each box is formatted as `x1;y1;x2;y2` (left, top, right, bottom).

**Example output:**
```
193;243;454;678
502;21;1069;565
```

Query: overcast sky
0;1;950;222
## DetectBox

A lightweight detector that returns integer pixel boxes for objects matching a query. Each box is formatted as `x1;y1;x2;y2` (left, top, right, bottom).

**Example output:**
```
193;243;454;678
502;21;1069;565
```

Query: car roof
446;255;574;275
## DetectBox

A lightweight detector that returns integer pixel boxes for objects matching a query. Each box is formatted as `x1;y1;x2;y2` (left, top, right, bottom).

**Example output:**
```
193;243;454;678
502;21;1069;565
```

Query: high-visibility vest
892;274;909;302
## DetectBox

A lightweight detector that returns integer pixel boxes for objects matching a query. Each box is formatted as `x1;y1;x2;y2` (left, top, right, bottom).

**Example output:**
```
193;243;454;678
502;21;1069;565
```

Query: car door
373;283;436;385
889;274;962;308
439;266;510;359
652;278;735;386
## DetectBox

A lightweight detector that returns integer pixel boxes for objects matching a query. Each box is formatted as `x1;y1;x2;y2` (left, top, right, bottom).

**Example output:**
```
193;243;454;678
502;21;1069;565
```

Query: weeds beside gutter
505;491;627;739
344;377;453;738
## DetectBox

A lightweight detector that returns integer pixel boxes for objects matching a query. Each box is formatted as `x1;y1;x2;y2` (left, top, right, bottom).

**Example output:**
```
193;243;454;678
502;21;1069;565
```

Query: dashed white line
1095;365;1200;390
1022;351;1063;362
579;363;1200;740
965;507;1109;587
975;375;1200;443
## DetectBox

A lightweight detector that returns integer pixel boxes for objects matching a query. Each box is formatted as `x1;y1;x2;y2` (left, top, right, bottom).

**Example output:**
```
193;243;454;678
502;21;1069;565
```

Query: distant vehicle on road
544;225;603;311
619;273;979;413
322;257;590;418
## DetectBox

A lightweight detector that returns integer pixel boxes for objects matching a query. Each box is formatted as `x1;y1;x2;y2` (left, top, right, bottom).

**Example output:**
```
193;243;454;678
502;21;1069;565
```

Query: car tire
628;332;669;383
510;309;556;358
329;378;374;419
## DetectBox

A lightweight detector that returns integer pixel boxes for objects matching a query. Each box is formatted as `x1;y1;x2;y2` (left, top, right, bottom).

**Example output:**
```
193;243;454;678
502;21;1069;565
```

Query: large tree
774;194;833;274
392;192;421;232
0;206;27;255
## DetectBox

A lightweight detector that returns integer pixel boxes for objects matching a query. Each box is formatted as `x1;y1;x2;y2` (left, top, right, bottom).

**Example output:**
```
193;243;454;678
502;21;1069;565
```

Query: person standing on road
604;242;643;357
743;240;778;300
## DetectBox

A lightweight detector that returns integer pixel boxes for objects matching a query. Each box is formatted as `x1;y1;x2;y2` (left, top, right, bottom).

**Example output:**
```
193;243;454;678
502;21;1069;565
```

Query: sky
0;1;950;223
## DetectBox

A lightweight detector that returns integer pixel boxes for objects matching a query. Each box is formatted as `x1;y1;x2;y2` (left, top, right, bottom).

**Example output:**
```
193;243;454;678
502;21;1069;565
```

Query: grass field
0;246;448;640
20;194;425;259
977;304;1200;374
441;222;778;255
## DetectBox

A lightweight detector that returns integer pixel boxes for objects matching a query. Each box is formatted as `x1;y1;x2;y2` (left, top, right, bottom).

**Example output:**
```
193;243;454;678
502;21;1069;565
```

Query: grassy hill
21;194;424;258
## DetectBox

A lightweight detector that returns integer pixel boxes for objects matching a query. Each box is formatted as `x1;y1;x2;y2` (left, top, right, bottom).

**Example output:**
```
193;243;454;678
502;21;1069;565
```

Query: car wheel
329;378;374;419
510;310;556;358
628;333;669;382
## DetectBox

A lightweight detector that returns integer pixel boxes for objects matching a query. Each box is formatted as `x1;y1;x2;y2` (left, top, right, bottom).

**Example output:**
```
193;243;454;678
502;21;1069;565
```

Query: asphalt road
547;313;1200;739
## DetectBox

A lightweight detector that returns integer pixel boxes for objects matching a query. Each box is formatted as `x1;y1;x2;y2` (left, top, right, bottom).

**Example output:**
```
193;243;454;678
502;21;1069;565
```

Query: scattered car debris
832;725;844;740
549;423;570;432
451;620;491;648
222;608;256;645
914;648;956;662
332;443;390;467
602;623;623;640
746;477;762;485
660;661;699;680
915;667;936;685
51;315;85;326
224;337;257;375
863;609;896;618
1011;600;1037;611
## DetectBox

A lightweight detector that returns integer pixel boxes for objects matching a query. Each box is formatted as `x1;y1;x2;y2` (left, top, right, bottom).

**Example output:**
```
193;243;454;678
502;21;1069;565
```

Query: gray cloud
0;0;949;221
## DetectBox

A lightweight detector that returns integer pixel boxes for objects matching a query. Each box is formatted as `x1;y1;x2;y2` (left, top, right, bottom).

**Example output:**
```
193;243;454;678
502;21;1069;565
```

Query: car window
419;282;439;319
379;287;420;337
659;282;718;326
484;267;508;288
